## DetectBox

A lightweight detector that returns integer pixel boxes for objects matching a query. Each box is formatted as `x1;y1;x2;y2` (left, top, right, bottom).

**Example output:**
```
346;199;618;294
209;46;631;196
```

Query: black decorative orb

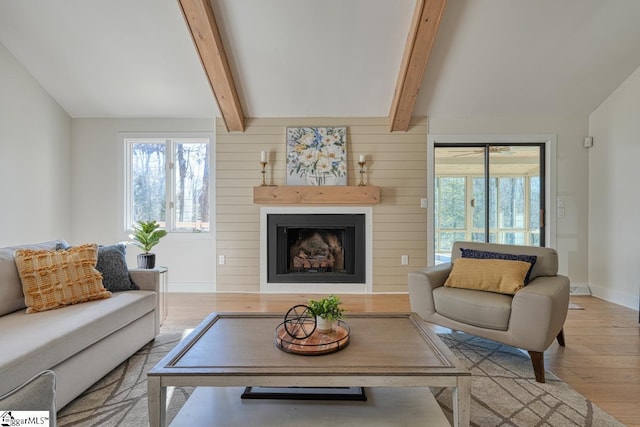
283;304;316;339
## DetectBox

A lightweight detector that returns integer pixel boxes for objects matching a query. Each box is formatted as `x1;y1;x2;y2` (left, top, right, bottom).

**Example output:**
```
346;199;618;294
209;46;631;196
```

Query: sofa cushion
433;286;513;331
460;247;537;284
0;241;64;316
96;244;138;292
0;290;156;398
15;243;111;313
445;257;532;295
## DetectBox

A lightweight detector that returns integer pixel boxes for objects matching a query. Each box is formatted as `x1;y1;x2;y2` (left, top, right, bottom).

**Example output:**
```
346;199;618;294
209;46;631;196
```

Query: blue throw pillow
460;248;537;284
96;243;139;292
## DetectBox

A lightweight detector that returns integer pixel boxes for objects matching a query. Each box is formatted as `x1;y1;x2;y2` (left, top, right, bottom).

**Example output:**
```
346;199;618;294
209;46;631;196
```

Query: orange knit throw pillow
444;258;532;295
15;243;111;313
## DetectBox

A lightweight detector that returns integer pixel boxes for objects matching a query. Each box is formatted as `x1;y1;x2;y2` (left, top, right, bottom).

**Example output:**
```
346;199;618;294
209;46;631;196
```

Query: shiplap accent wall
216;117;428;293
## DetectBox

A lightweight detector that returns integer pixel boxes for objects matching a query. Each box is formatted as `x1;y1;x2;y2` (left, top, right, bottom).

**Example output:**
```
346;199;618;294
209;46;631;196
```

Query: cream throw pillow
15;243;111;313
444;258;532;295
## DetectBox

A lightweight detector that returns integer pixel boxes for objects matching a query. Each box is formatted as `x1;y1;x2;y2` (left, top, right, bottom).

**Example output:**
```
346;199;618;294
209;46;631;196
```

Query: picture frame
286;127;347;186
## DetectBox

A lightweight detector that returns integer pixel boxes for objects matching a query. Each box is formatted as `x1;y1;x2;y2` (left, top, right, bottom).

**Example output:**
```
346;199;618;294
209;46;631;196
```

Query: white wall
71;118;217;292
0;42;72;246
588;65;640;310
429;115;590;286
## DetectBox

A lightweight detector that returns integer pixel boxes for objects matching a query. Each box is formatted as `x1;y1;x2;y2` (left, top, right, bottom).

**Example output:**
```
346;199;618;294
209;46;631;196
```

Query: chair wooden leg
528;351;545;383
556;329;566;347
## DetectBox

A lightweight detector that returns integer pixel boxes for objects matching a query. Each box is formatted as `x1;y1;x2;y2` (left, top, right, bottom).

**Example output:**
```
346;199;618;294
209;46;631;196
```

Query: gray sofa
409;241;570;382
0;240;161;410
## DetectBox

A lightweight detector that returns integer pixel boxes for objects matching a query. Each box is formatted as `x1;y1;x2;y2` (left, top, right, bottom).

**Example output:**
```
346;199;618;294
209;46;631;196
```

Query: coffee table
147;312;471;426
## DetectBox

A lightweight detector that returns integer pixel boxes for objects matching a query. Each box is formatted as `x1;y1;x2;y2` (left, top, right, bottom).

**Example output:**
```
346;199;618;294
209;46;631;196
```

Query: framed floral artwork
286;127;347;185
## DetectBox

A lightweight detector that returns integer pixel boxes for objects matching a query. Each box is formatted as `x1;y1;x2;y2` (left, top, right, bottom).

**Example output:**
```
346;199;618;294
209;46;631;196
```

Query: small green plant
129;220;167;253
308;294;345;322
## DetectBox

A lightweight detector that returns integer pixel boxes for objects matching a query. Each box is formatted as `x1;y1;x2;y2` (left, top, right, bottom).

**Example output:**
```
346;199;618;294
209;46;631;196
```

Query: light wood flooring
163;293;640;426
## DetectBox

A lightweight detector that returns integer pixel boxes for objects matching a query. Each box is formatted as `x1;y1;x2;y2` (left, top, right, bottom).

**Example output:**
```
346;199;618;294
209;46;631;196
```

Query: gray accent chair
409;241;570;383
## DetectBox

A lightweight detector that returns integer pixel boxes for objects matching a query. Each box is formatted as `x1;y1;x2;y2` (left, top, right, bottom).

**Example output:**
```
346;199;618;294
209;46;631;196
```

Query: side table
158;266;168;325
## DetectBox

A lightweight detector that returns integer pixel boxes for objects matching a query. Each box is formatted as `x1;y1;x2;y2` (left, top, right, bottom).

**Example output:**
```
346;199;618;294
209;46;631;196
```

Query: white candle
359;154;366;163
261;151;267;163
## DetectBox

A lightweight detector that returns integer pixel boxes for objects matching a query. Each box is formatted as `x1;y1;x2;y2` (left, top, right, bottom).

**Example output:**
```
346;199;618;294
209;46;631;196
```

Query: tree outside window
126;136;211;232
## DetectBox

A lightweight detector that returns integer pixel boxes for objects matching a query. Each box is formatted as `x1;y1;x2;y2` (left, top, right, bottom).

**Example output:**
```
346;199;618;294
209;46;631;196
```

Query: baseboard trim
167;282;216;293
166;289;410;295
569;282;592;296
589;284;640;311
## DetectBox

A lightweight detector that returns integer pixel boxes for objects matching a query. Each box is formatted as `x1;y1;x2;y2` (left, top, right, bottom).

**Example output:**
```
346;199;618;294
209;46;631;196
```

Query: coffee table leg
147;376;166;427
452;376;470;427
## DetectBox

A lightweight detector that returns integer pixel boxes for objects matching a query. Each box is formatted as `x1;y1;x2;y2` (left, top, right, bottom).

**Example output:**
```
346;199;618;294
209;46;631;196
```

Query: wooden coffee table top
149;312;469;378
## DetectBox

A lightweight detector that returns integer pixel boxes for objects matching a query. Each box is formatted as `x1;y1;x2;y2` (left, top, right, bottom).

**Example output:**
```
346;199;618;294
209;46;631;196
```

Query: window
434;176;466;253
432;143;545;263
124;135;212;232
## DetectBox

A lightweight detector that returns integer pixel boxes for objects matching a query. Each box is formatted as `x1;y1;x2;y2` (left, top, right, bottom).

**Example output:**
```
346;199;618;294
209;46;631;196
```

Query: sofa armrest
129;268;164;335
508;274;570;351
128;268;161;293
408;263;452;320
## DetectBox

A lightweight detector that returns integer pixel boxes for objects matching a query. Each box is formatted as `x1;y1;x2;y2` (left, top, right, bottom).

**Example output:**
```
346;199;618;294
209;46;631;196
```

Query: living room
1;1;639;426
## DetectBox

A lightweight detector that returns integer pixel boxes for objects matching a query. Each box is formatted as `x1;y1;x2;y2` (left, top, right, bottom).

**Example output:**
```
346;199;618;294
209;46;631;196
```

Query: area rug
57;331;623;427
57;332;192;426
432;333;622;426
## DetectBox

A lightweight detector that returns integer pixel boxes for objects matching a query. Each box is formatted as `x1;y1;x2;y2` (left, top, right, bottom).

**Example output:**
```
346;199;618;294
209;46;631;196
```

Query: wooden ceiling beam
178;0;245;132
389;0;446;132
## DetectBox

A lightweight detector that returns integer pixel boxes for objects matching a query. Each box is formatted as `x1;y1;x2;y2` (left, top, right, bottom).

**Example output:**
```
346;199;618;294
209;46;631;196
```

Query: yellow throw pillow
444;258;532;295
15;243;111;313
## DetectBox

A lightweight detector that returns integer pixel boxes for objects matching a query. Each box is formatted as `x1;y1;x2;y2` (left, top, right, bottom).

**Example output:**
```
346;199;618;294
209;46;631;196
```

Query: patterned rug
57;332;192;426
57;331;623;427
433;333;622;426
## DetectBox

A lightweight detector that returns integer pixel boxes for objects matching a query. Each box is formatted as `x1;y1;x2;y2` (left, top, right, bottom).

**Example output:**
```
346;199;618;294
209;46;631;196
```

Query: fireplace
267;214;365;284
260;207;372;293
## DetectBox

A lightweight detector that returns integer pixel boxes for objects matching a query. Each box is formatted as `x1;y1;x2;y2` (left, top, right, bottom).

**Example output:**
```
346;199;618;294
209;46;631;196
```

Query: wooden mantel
253;186;381;205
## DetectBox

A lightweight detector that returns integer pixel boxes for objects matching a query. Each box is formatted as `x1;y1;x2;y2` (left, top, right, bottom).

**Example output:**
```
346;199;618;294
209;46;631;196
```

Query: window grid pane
438;177;466;229
498;177;525;229
174;142;210;231
529;176;540;229
131;142;166;225
472;178;484;229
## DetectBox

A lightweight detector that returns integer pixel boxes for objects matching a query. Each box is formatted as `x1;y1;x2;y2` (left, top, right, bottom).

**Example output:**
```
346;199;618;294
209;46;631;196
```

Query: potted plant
129;220;167;269
308;294;345;332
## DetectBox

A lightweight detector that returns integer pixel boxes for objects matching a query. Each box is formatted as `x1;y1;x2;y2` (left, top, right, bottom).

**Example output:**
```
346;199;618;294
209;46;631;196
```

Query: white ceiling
0;0;217;118
1;0;639;120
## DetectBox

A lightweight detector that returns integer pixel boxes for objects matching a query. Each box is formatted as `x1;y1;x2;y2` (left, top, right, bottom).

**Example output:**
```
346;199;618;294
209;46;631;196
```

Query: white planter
316;316;335;332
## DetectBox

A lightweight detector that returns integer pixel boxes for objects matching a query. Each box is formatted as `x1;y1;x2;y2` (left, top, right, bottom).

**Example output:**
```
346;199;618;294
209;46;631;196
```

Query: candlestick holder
260;161;268;186
358;161;367;186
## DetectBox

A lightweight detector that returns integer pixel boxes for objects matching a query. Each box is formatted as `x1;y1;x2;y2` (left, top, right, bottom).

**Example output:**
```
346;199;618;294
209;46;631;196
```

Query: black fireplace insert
267;214;366;283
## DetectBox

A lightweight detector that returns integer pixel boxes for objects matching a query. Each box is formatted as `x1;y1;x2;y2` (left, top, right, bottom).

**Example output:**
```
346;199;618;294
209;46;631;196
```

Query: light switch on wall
557;197;566;218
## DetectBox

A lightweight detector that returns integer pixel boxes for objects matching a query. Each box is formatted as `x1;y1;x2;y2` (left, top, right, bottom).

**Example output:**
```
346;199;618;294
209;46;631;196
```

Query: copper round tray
275;320;350;355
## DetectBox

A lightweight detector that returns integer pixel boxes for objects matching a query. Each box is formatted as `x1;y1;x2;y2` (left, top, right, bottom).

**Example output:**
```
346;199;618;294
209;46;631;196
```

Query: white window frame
122;132;215;234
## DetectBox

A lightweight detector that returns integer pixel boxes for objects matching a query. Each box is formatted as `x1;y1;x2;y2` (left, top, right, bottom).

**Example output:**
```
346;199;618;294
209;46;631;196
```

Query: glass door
434;143;545;263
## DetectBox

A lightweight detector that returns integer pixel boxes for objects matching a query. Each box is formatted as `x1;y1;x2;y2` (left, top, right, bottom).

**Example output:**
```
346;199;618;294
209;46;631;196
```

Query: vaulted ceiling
1;0;640;131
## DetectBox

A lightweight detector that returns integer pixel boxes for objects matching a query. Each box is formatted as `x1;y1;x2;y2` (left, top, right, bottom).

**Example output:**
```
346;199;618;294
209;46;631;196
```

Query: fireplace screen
267;214;365;283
